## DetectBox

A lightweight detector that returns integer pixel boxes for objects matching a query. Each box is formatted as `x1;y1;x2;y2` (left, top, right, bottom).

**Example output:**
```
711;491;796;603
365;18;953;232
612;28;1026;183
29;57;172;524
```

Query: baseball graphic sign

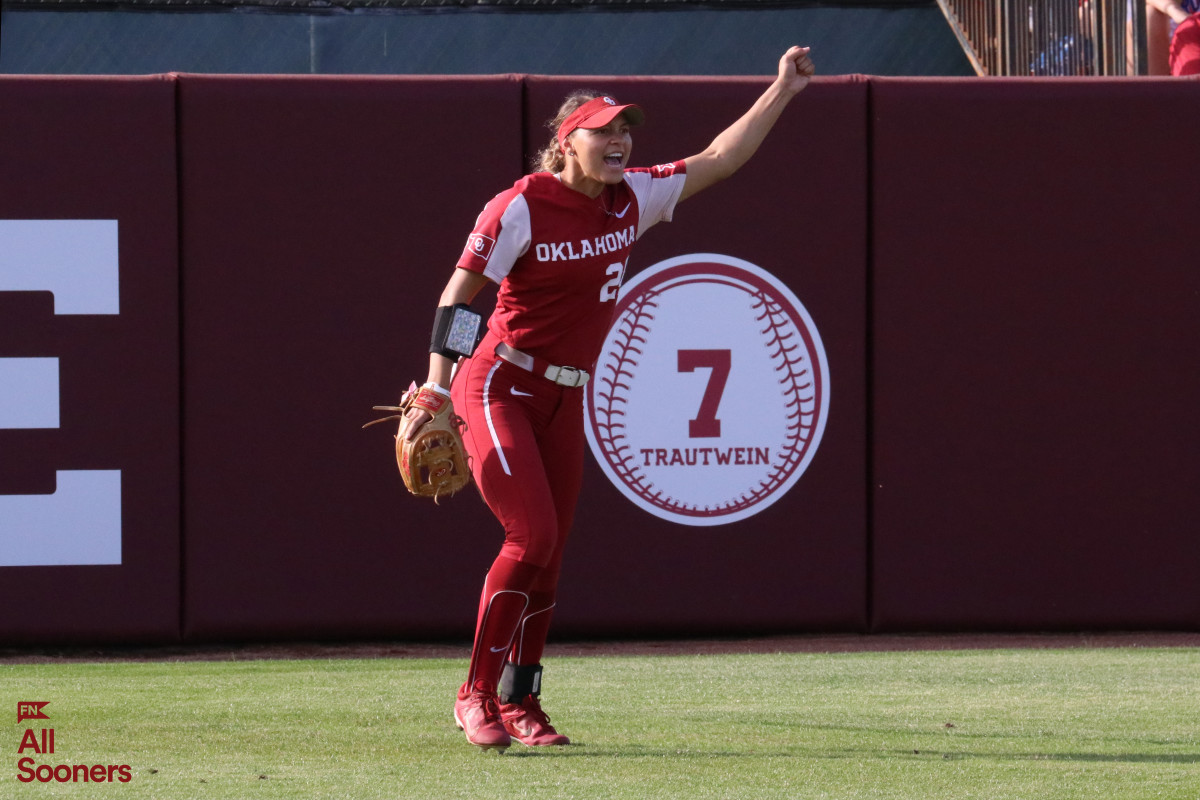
585;254;829;526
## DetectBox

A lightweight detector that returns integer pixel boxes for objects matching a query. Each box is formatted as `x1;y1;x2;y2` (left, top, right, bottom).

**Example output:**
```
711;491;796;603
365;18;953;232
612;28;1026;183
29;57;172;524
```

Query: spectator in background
1147;0;1200;75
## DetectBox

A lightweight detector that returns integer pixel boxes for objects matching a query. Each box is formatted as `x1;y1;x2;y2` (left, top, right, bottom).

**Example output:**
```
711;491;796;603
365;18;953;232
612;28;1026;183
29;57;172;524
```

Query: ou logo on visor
0;220;122;566
585;254;829;527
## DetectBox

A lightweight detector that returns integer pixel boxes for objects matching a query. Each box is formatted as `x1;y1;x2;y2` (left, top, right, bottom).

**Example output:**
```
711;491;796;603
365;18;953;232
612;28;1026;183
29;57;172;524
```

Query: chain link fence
3;0;936;8
1;1;974;75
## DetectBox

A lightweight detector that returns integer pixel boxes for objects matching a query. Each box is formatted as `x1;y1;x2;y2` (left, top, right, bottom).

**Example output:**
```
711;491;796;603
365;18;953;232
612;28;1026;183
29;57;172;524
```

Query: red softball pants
451;331;585;691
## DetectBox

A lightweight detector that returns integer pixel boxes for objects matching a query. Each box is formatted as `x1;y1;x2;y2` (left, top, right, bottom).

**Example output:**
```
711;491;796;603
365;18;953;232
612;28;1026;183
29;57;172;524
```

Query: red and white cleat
500;695;570;746
454;681;512;752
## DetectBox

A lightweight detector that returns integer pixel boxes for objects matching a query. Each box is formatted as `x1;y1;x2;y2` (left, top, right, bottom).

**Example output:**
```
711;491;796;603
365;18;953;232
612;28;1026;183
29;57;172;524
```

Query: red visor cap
557;96;645;152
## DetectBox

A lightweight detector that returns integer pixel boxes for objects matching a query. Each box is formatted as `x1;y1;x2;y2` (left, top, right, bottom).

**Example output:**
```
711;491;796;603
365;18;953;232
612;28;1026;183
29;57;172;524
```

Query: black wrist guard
430;303;483;360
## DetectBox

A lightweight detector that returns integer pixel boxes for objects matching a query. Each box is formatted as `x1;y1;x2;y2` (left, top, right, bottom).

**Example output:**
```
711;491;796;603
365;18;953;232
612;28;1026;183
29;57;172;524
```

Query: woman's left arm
679;46;815;203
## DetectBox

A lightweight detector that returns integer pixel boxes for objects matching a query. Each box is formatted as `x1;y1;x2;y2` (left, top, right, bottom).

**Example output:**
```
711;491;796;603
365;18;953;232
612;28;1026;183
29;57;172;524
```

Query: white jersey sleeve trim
625;170;687;240
483;193;532;284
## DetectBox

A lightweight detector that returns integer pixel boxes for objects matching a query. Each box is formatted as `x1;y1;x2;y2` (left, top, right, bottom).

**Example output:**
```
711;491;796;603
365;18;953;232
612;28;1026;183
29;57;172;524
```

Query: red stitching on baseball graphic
591;270;821;520
751;288;815;503
593;290;661;497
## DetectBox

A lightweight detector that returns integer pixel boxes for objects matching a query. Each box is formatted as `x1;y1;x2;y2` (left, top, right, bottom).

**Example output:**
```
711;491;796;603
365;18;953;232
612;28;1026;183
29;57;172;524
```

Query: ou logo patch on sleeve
465;233;495;262
585;254;829;527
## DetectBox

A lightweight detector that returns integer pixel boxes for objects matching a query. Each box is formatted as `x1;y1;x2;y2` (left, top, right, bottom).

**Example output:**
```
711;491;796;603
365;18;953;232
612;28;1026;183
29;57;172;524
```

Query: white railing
937;0;1147;75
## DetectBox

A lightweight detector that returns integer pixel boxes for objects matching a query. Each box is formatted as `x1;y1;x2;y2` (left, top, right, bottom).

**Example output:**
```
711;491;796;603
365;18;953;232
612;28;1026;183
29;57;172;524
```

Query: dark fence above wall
0;2;974;76
2;1;940;9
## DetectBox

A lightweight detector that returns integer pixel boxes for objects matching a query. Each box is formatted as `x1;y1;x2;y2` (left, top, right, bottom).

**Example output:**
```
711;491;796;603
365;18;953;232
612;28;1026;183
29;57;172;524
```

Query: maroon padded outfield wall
522;75;870;636
870;77;1200;631
1;73;1197;646
178;73;869;641
0;77;181;643
177;75;526;641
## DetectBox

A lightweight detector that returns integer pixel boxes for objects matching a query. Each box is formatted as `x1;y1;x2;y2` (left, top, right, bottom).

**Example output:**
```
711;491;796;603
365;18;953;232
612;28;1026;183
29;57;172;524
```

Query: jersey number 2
599;260;626;302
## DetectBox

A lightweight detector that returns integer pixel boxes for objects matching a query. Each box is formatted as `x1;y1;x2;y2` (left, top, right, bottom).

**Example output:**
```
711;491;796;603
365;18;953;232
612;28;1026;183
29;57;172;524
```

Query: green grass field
5;646;1199;799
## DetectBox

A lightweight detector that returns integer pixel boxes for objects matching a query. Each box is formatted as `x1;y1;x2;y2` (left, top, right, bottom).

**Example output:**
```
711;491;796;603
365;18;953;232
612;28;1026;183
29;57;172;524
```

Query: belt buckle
554;366;584;388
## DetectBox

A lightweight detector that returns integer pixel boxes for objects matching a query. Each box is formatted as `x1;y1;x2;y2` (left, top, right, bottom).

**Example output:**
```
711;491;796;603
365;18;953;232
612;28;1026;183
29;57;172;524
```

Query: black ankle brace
498;662;543;704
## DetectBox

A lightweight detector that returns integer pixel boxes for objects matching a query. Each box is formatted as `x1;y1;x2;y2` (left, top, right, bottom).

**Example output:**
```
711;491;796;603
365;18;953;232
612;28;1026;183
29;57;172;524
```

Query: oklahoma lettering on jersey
534;225;636;263
456;162;687;371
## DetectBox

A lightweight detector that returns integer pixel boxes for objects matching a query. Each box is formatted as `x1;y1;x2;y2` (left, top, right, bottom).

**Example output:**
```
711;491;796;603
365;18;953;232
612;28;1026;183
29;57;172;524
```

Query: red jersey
456;163;687;371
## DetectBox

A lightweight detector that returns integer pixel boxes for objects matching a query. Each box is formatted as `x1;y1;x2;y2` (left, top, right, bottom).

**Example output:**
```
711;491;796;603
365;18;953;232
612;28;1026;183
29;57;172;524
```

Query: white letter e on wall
0;220;123;566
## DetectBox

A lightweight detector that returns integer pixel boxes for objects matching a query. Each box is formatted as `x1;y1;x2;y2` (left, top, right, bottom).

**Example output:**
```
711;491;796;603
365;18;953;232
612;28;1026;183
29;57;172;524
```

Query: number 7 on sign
677;349;730;439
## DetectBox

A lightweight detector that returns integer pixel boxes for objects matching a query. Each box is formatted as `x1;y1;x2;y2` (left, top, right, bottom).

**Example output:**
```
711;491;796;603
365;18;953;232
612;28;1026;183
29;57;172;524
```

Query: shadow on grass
794;722;1200;764
496;743;793;759
494;744;1200;764
929;751;1200;764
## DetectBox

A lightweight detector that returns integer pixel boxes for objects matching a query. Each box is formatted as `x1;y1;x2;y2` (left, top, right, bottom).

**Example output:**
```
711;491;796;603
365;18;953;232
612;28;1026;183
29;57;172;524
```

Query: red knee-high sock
465;556;541;693
508;589;557;666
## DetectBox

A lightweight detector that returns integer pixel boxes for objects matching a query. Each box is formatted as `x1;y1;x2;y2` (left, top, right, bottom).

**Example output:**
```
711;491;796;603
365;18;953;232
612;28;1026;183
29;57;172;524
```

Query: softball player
407;46;815;751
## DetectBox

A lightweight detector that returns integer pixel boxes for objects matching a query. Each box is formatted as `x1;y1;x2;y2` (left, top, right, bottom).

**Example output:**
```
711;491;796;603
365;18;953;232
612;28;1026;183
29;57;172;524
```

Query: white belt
495;342;590;388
